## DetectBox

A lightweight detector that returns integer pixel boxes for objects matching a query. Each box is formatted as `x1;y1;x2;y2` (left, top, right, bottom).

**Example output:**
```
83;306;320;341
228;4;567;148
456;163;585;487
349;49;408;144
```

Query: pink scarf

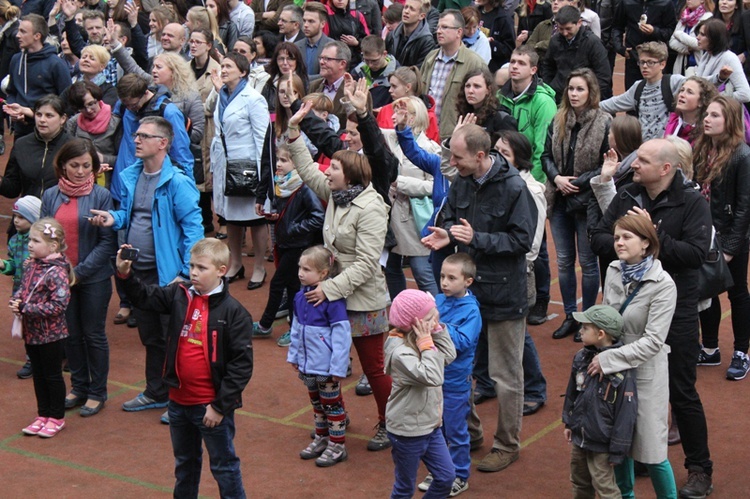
681;6;706;28
58;175;94;198
77;102;112;135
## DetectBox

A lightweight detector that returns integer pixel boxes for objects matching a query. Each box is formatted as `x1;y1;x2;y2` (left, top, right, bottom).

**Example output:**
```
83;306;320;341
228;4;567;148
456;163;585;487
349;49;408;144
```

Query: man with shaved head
590;138;716;497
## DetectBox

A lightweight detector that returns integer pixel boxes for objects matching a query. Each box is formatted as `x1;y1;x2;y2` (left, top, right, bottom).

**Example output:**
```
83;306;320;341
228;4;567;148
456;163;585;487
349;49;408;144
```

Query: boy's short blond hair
302;92;333;113
636;41;668;62
190;238;230;268
443;252;476;280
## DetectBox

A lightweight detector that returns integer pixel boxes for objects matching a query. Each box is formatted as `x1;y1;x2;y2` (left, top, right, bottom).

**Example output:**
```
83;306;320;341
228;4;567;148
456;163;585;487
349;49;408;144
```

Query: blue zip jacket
287;285;352;379
395;125;449;237
111;87;194;202
7;44;71;110
436;291;482;392
109;156;203;285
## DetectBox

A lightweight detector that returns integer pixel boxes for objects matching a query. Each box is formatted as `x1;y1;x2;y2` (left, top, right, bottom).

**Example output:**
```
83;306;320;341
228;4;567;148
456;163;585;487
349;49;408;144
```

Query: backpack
633;75;674;116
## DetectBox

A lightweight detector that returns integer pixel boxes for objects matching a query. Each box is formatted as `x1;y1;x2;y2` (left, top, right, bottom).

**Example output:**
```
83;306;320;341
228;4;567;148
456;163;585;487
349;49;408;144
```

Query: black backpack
633;75;675;116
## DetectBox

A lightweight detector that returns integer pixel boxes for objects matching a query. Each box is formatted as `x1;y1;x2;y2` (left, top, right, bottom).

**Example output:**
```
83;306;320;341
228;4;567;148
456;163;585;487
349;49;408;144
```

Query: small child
417;253;481;497
116;238;253;498
253;143;324;346
13;218;72;438
1;196;42;379
287;245;352;467
563;305;638;498
385;289;457;498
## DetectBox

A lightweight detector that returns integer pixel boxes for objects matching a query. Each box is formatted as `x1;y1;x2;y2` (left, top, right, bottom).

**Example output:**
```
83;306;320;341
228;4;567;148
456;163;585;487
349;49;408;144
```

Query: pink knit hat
389;289;436;331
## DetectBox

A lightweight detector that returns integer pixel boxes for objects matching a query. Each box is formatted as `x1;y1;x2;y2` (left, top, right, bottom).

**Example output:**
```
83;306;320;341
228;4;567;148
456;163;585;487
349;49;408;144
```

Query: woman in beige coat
286;112;394;453
588;214;678;498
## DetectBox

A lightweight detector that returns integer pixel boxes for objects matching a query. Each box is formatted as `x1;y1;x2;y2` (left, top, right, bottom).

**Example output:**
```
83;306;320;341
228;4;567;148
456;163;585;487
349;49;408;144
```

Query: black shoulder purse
219;119;259;197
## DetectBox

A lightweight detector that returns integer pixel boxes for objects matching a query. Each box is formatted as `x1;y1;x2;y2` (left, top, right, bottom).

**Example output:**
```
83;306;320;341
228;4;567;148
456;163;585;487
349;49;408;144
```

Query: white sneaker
450;477;469;497
417;473;433;492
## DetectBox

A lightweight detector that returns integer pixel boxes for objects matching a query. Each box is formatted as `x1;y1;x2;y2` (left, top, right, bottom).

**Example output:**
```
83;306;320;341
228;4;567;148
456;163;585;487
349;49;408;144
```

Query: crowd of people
2;0;750;497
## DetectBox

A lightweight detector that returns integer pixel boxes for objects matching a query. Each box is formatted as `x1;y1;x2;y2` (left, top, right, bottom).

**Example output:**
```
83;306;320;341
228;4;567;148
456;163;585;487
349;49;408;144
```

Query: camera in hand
121;248;140;262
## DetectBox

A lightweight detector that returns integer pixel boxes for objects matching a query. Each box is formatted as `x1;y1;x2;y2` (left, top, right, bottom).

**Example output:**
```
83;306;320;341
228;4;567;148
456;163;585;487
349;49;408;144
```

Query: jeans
442;389;472;480
388;428;455;498
169;401;246;499
65;278;112;402
26;339;66;420
132;268;170;402
699;247;750;353
523;331;547;403
549;204;600;314
385;252;438;300
534;230;551;303
259;247;303;329
615;457;677;499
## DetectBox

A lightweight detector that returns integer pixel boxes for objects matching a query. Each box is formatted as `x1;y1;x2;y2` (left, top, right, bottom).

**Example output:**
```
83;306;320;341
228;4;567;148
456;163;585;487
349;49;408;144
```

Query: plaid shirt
1;231;30;294
429;50;458;118
103;57;119;86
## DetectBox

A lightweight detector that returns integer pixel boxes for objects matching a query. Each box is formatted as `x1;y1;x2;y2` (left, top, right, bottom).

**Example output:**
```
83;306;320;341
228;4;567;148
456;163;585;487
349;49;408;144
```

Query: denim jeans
534;230;551;303
523;331;547;403
442;389;472;480
169;401;246;499
65;278;112;402
385;252;439;300
549;204;600;314
388;428;455;498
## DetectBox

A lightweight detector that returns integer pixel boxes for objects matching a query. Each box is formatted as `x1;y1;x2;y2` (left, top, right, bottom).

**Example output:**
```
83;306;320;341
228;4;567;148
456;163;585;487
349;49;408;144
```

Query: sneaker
697;347;721;366
726;351;750;380
300;435;329;459
679;466;713;498
160;411;169;425
450;477;469;497
252;322;272;338
417;473;433;492
367;422;391;451
16;361;32;379
277;331;291;347
527;299;548;325
355;374;372;396
477;448;519;472
22;417;48;435
122;393;168;412
37;418;65;438
275;292;289;319
315;442;348;467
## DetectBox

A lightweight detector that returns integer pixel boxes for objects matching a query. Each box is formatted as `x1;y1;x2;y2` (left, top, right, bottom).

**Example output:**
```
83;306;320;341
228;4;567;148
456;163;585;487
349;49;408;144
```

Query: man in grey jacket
386;0;436;68
296;1;331;81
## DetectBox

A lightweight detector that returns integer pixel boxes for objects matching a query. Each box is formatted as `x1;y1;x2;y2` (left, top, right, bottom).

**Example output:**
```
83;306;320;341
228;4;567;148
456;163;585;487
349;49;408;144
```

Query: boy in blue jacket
418;252;482;496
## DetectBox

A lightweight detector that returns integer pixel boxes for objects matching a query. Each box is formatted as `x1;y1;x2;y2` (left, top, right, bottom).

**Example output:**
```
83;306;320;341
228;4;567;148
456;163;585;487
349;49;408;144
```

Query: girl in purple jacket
287;245;352;468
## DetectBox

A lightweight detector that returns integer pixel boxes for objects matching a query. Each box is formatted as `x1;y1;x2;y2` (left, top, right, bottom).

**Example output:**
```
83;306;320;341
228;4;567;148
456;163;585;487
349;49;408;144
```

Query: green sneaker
252;322;272;338
277;330;291;347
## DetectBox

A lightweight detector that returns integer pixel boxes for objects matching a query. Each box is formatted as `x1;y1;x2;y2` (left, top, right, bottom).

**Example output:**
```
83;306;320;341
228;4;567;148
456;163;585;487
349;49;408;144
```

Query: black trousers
132;268;170;403
259;247;304;329
26;339;66;420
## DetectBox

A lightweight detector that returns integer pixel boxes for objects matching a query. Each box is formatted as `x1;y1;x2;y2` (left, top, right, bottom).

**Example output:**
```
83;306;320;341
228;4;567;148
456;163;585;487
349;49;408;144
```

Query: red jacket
376;94;441;143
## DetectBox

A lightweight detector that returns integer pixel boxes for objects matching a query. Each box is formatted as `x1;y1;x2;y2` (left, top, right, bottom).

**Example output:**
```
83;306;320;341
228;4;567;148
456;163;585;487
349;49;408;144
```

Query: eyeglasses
132;132;165;141
436;25;461;31
278;18;295;24
319;56;344;63
277;56;296;63
637;60;662;67
80;100;99;111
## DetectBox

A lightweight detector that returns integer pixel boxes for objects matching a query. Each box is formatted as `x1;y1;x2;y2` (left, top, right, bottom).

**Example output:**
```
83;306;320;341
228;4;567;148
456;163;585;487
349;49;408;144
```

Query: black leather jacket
271;184;325;250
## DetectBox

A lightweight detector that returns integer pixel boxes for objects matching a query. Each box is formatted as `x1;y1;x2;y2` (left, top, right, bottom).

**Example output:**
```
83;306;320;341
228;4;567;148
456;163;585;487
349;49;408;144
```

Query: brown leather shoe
477;449;519;472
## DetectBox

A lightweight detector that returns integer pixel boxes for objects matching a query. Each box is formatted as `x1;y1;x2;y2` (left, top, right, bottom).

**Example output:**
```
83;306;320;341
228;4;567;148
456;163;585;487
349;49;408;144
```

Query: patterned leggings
300;373;346;444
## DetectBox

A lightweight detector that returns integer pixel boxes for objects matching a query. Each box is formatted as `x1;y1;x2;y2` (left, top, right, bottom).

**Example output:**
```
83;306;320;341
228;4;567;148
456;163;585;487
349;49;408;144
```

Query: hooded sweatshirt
7;44;71;109
436;291;482;392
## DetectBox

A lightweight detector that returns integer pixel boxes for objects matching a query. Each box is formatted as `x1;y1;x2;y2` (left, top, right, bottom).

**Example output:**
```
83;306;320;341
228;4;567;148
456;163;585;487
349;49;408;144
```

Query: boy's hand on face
203;404;224;428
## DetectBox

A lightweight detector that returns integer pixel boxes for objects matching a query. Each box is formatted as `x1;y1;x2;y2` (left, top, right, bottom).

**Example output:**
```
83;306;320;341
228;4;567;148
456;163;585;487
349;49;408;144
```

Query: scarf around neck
58;174;95;198
77;101;112;135
463;30;481;47
332;184;365;207
219;78;248;122
681;5;706;28
274;170;303;198
620;255;654;287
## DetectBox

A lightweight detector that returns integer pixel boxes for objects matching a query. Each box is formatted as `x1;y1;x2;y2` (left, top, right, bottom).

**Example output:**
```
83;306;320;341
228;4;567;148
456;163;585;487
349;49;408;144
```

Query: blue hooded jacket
436;291;482;392
7;44;71;109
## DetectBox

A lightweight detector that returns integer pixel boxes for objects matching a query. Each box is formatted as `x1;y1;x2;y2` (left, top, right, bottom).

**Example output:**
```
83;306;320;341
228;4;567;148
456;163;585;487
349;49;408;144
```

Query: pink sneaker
22;417;48;435
37;418;65;438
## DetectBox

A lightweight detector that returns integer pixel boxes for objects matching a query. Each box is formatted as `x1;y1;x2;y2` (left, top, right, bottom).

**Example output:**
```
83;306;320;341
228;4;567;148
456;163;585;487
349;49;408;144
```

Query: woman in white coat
588;214;679;498
208;52;271;284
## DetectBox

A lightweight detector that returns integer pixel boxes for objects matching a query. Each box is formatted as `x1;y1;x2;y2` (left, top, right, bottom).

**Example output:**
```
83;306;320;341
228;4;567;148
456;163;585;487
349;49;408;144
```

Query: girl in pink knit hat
384;289;457;498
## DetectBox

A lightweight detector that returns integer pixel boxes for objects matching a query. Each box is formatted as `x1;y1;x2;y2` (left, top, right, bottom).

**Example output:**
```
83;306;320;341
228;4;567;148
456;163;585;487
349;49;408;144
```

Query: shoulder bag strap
619;280;645;314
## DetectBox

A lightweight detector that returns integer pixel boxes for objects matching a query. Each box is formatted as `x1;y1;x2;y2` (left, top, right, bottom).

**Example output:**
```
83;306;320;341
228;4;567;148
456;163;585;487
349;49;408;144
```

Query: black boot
552;314;579;339
527;299;549;325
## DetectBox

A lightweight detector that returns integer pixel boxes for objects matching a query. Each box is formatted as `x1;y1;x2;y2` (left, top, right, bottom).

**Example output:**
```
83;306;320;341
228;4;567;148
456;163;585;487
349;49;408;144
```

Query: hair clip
43;223;57;239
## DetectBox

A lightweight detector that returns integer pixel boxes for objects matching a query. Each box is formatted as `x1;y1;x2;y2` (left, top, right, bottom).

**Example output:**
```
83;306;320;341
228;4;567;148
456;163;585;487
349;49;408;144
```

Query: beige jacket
599;259;677;464
196;57;221;192
289;137;390;312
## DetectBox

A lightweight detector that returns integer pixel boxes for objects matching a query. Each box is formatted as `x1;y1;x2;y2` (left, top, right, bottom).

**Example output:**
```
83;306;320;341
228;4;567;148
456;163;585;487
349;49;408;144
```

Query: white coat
598;259;677;464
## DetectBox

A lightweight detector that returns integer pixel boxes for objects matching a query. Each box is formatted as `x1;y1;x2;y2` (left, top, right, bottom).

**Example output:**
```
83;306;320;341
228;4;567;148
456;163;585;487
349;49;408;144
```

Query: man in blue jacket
111;73;194;205
91;116;203;423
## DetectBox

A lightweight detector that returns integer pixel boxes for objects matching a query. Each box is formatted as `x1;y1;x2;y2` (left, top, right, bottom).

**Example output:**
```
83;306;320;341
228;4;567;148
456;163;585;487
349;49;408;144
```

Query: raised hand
210;67;222;92
392;99;410;130
289;100;314;129
124;0;139;27
454;113;477;134
601;148;619;182
344;75;369;115
61;0;77;20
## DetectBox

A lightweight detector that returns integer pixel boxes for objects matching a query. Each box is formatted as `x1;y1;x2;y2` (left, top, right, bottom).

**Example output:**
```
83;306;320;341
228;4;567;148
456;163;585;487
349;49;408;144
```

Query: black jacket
0;130;69;199
482;109;519;145
562;343;637;464
386;20;437;69
440;153;537;320
326;5;369;67
487;8;516;73
122;276;253;415
701;143;750;256
517;1;553;40
271;184;325;250
590;170;711;331
540;26;613;100
612;0;676;54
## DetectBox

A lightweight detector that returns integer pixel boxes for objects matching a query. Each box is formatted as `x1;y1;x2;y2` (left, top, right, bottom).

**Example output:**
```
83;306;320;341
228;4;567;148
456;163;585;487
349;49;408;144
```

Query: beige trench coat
599;259;677;464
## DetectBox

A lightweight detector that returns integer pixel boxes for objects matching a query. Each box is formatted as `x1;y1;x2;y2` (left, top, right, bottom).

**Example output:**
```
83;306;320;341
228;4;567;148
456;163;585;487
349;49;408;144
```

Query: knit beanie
389;289;436;331
12;196;42;224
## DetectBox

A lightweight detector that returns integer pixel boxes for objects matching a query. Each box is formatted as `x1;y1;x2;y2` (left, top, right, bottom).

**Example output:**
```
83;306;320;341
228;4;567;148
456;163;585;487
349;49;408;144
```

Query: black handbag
190;142;204;185
219;122;259;197
698;229;734;301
